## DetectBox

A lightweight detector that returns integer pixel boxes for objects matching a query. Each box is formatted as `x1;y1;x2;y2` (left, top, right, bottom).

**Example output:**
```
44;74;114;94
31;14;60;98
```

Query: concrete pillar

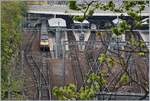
91;31;96;48
55;28;61;58
91;23;97;49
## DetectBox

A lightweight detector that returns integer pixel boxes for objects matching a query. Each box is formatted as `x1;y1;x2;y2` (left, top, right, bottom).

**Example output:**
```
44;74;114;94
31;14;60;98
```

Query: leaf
118;27;125;34
112;27;121;36
107;57;114;67
69;0;80;10
98;54;107;64
138;52;145;56
108;1;115;11
73;16;86;22
68;83;76;92
135;21;142;28
88;9;94;16
120;73;129;85
127;10;136;18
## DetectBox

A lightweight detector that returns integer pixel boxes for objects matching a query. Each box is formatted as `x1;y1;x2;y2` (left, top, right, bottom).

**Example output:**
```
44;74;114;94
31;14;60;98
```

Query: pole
56;28;58;58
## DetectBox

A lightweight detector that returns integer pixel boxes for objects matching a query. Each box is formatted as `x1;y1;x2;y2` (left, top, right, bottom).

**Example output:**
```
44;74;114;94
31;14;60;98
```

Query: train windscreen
41;35;48;40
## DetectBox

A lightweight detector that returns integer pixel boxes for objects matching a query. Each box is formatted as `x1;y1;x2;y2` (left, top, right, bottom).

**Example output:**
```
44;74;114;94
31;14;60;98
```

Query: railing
96;92;149;100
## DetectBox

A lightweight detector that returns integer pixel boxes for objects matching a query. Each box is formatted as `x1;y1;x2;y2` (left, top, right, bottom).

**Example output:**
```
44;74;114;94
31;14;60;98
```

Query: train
39;20;49;51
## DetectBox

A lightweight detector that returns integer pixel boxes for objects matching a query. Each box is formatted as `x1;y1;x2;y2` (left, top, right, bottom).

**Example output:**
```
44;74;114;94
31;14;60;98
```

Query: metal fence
96;92;149;100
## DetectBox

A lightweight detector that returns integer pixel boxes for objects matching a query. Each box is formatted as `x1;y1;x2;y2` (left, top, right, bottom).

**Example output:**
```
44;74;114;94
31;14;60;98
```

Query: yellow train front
40;34;49;51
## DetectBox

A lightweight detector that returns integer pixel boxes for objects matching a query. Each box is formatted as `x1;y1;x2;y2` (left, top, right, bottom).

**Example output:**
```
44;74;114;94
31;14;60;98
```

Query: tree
1;1;27;99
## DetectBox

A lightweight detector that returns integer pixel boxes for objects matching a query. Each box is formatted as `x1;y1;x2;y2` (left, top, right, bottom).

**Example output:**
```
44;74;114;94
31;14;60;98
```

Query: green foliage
139;4;145;11
69;0;80;10
112;19;131;36
112;27;120;36
88;9;94;16
1;1;26;66
107;57;114;67
127;10;141;21
128;38;147;57
129;38;146;48
120;73;129;85
138;52;145;57
98;55;114;73
135;21;142;28
53;84;77;100
129;37;137;46
107;1;115;11
98;54;107;64
52;73;106;100
119;20;129;29
1;77;24;100
73;16;86;22
1;1;27;100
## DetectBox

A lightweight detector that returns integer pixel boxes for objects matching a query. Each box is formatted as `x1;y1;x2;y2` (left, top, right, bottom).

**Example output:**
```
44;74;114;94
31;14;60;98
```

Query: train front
40;34;49;51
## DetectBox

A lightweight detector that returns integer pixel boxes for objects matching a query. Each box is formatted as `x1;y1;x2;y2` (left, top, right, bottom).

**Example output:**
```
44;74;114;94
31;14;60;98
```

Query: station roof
28;5;149;16
48;18;66;27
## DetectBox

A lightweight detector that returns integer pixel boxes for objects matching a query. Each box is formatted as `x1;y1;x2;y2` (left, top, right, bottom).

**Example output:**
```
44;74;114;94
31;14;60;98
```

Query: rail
23;27;52;100
67;31;85;90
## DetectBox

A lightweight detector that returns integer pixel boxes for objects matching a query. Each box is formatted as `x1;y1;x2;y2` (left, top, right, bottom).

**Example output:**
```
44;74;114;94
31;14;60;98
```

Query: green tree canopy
1;1;27;99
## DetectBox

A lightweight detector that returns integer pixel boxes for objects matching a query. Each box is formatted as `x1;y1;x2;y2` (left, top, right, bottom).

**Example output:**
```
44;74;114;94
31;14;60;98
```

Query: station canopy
48;18;66;27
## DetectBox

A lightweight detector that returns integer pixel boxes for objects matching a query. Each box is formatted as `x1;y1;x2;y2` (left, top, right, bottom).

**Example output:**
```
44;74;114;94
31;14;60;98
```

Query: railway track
84;31;97;73
67;30;112;90
67;31;84;90
24;31;39;89
38;52;51;100
24;29;52;100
